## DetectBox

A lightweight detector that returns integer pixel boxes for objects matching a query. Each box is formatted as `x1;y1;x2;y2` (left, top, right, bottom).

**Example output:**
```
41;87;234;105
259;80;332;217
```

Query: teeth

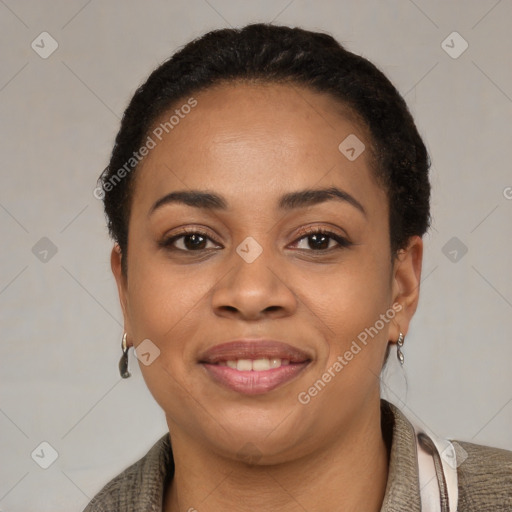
253;358;270;371
236;359;253;371
220;358;292;371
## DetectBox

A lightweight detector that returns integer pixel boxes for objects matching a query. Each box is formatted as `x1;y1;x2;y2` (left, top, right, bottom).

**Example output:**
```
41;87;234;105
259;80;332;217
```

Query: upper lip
199;339;312;364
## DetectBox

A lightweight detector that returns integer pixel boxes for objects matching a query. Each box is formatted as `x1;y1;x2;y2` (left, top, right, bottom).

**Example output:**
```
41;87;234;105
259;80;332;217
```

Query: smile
216;358;290;371
199;339;312;395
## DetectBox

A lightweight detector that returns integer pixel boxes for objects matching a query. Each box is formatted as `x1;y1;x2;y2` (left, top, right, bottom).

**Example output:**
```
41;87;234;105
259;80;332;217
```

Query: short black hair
99;23;430;272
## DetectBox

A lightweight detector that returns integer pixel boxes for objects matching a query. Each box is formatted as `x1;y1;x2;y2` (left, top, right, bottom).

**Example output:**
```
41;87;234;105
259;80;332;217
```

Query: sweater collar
379;399;422;511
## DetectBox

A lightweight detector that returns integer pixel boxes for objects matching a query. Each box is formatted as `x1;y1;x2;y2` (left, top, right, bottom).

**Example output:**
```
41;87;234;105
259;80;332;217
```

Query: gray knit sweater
83;400;512;511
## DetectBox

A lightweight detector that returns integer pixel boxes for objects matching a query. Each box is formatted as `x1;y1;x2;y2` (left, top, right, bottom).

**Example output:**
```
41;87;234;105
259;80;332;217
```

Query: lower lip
202;362;309;395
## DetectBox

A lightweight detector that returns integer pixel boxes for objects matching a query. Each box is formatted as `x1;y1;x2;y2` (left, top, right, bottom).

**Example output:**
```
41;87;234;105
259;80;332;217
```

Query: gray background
1;1;511;510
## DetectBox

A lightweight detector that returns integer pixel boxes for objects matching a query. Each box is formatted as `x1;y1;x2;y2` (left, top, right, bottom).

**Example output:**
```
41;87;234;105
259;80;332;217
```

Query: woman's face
112;82;422;462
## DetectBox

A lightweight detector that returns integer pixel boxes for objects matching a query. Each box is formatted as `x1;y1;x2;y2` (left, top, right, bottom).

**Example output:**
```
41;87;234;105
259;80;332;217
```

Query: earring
396;332;405;365
119;333;131;378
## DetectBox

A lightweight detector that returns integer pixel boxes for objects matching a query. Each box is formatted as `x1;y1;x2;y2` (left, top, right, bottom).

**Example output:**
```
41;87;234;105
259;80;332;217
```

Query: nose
211;246;298;321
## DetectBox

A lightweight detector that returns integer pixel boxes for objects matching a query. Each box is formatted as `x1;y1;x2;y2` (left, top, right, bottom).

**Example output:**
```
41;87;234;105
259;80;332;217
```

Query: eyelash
159;226;352;253
293;227;352;251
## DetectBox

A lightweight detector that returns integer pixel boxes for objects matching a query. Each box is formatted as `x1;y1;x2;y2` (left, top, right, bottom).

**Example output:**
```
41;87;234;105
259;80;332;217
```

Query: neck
164;401;389;512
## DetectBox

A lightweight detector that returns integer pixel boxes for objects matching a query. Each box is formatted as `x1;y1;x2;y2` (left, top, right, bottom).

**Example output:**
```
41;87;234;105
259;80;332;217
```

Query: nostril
220;305;238;313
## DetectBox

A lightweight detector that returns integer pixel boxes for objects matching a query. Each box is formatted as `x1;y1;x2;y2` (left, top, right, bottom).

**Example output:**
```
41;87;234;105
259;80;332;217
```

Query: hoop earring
119;332;131;378
397;332;405;365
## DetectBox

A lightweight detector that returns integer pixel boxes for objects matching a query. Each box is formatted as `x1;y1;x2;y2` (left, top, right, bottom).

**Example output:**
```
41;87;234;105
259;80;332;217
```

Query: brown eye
179;233;208;250
160;230;221;252
292;229;352;251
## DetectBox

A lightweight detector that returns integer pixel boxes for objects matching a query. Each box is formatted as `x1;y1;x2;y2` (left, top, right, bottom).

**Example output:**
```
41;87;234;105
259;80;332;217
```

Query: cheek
315;248;393;367
124;253;211;414
125;248;208;347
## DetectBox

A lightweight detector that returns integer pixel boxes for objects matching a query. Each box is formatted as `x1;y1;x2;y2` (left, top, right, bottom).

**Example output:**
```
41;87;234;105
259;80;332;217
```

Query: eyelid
159;227;223;250
293;224;348;240
290;225;352;250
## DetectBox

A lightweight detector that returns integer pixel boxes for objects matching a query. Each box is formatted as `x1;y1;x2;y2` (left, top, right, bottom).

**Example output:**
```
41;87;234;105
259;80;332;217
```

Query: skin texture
111;82;423;512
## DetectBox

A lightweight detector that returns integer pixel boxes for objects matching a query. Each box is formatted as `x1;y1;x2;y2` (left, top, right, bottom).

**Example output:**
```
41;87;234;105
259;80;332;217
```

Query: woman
84;23;512;512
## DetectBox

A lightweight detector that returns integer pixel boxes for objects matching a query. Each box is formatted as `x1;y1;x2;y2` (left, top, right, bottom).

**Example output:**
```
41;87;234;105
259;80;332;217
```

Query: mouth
198;340;312;395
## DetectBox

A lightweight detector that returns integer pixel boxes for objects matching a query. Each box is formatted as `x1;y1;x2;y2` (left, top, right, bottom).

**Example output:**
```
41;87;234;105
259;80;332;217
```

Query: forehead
132;81;384;216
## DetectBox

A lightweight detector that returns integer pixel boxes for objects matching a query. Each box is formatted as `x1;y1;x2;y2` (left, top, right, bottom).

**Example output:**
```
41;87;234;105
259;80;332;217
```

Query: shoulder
82;432;173;512
454;440;512;510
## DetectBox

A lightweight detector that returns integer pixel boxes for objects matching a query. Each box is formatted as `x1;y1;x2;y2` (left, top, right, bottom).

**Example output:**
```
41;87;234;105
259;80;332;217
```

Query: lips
199;339;312;395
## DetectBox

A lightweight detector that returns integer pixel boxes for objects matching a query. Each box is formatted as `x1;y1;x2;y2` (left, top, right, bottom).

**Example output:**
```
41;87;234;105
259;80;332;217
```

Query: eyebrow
149;186;366;217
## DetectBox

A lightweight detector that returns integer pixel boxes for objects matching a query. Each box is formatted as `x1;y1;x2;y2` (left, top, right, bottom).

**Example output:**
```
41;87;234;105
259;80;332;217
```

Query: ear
111;244;132;346
388;236;423;343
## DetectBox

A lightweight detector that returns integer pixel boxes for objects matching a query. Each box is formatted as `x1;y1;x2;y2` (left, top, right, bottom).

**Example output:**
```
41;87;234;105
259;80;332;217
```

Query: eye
160;229;222;252
291;227;352;251
159;226;351;254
